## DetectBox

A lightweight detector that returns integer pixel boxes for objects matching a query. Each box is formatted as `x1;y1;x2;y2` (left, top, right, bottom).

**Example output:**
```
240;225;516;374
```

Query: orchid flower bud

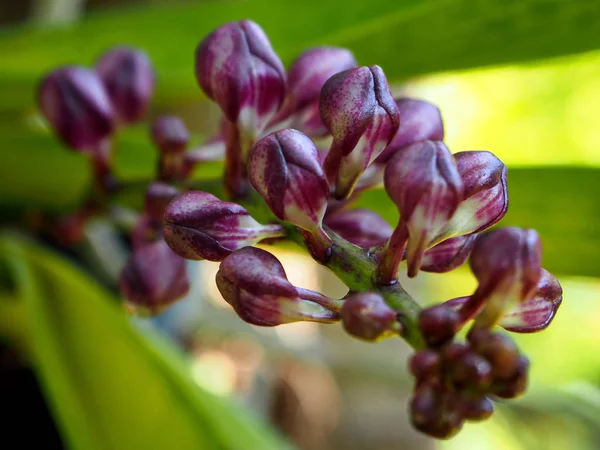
145;182;180;223
435;151;508;242
96;46;155;124
163;191;285;261
340;292;400;342
151;115;190;181
420;235;477;273
38;66;115;152
382;140;463;279
468;227;543;329
120;239;190;316
320;65;400;199
324;208;392;248
248;129;332;260
216;247;340;326
282;47;356;136
195;20;286;139
375;98;445;164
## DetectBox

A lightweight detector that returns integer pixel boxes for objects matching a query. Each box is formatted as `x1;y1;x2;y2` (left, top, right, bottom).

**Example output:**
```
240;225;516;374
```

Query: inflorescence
37;20;563;439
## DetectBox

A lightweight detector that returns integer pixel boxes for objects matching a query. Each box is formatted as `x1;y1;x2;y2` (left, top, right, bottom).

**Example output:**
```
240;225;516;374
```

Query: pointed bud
195;20;285;137
96;46;154;124
248;129;332;258
469;227;542;329
420;235;477;273
38;66;115;151
321;65;400;199
324;209;392;248
498;269;562;333
283;47;356;136
145;182;180;222
375;98;445;164
216;247;340;326
163;191;285;261
436;151;508;241
340;292;400;342
384;140;463;277
120;239;190;315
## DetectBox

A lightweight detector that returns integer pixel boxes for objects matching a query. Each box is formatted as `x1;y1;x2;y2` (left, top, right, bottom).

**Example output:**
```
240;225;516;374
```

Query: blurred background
1;1;600;449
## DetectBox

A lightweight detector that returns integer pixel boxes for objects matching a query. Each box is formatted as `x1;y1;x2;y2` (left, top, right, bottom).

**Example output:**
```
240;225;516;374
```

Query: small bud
216;247;340;326
420;234;477;273
499;269;563;333
436;151;508;241
321;65;400;199
163;191;285;261
283;47;356;136
38;66;115;151
418;304;461;347
491;355;529;398
144;182;180;222
248;129;332;260
120;239;190;315
340;292;399;342
151;116;190;181
195;20;285;137
459;395;494;422
384;140;463;277
468;329;521;380
324;208;392;248
375;98;445;164
410;385;464;439
96;46;155;124
469;227;542;329
409;350;441;382
447;351;493;389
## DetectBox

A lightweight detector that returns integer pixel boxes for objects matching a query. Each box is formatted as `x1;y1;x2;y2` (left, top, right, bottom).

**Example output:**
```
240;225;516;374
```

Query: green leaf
0;232;290;450
356;167;600;278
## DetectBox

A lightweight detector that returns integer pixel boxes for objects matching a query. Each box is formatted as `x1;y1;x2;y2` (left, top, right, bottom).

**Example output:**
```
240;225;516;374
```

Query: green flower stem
284;223;425;350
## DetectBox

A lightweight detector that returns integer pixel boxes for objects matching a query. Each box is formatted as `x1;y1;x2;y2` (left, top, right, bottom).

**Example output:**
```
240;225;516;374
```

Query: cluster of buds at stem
37;19;566;441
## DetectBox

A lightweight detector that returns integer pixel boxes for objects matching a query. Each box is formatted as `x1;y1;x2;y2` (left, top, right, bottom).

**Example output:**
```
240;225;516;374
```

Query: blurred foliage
0;232;290;450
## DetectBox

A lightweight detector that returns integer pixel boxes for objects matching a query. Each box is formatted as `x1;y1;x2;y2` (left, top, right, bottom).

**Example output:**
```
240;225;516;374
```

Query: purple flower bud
195;20;286;136
459;395;494;422
469;227;542;329
409;350;441;383
248;129;331;248
324;208;392;248
145;182;180;223
436;151;508;241
163;191;285;261
498;269;562;333
340;292;400;341
418;303;461;347
216;247;340;326
468;329;522;380
38;66;115;152
410;384;464;439
120;239;190;316
420;234;477;273
321;65;400;199
375;98;445;164
96;46;155;124
384;140;463;278
151;115;190;154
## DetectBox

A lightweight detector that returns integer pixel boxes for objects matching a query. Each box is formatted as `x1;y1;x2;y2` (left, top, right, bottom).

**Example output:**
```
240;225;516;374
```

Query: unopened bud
120;239;190;315
468;329;521;380
96;46;154;124
469;227;542;329
409;350;441;383
145;182;180;222
195;20;285;137
324;208;392;248
375;98;444;164
459;395;494;422
384;140;463;277
38;66;115;151
418;303;461;347
216;247;340;326
340;292;400;341
151;116;190;180
163;191;285;261
321;65;399;199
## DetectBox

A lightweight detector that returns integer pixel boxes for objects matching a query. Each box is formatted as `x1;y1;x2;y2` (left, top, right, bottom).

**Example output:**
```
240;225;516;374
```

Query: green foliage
0;233;290;450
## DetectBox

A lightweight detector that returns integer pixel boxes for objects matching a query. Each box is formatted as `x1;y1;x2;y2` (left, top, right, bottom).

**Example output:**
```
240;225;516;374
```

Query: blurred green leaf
0;232;290;450
2;0;600;114
356;167;600;278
